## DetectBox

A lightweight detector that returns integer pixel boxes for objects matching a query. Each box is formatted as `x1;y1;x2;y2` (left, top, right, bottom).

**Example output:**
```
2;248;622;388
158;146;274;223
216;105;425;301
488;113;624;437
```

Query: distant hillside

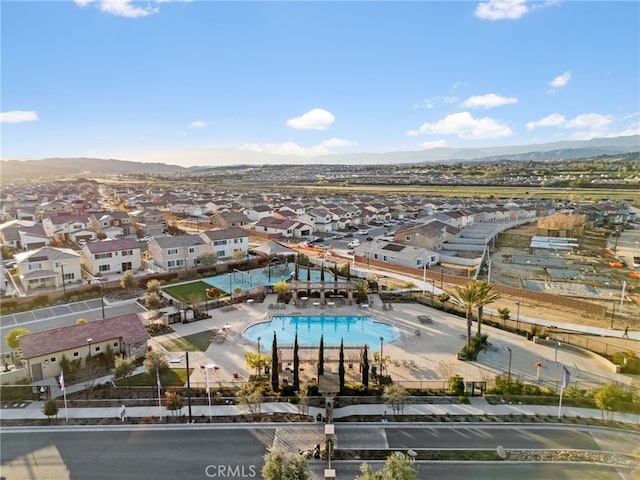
316;135;640;165
1;135;638;179
0;157;186;181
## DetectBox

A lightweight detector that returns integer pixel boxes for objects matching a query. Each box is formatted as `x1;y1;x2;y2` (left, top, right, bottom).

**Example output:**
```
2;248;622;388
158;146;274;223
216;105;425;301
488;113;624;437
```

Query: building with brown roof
536;213;587;237
19;313;149;382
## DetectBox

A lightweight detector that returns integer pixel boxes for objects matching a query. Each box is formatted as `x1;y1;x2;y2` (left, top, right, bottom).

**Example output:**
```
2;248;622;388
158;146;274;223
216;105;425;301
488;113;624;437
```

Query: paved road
1;424;636;480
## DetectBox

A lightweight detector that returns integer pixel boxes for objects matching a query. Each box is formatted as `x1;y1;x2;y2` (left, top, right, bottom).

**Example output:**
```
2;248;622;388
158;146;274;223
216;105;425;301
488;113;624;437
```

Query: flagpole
558;365;570;419
557;382;564;419
156;366;163;421
60;372;68;422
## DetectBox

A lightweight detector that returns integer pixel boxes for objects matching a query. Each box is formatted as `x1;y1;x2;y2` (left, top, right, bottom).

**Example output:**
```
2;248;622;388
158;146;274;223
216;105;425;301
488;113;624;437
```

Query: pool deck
150;294;632;391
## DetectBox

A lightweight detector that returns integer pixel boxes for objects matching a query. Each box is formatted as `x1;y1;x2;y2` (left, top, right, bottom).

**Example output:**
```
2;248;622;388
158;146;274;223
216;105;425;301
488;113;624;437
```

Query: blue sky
1;0;639;166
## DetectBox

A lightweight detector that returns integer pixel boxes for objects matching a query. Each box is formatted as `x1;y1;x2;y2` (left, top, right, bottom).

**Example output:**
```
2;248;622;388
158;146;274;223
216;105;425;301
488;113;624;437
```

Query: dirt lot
489;223;640;334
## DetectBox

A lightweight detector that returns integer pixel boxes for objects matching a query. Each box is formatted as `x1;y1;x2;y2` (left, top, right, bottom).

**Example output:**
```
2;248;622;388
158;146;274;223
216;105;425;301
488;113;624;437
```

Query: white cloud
527;113;612;131
549;71;571;89
413;112;513;140
241;137;357;157
475;0;529;20
526;113;566;129
189;121;206;128
286;108;335;130
99;0;158;17
461;93;518;109
241;142;326;157
76;0;159;17
0;110;39;123
321;138;358;148
419;140;448;149
526;112;623;139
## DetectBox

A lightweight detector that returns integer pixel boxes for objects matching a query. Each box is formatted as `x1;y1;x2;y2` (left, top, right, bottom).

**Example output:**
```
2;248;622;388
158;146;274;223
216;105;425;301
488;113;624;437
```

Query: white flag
60;370;65;392
561;366;571;389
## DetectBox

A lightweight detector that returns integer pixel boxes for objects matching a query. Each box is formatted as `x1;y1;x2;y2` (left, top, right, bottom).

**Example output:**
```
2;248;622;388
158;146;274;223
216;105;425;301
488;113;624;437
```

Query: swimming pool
242;316;399;350
203;263;336;294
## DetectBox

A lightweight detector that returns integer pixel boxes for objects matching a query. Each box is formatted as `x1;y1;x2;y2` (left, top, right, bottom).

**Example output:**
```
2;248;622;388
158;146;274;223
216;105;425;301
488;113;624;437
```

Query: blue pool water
203;263;336;294
243;316;399;350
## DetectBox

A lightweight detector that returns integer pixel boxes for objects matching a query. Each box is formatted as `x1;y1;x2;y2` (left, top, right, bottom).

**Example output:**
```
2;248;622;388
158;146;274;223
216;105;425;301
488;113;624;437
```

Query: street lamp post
515;301;521;331
554;341;561;365
257;336;262;375
505;347;512;383
60;263;67;296
379;336;384;378
99;280;105;319
430;279;436;306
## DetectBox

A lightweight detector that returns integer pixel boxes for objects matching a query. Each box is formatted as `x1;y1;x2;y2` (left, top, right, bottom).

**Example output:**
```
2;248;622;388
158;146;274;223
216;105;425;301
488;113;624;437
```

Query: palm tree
452;282;478;350
473;281;500;338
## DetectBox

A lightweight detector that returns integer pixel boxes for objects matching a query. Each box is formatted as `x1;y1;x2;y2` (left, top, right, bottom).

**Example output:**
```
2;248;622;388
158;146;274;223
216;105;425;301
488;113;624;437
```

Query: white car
347;239;360;248
357;229;369;235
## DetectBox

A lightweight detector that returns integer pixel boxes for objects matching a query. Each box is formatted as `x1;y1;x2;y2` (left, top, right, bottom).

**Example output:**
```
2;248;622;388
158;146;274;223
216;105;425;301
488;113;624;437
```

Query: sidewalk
2;397;639;425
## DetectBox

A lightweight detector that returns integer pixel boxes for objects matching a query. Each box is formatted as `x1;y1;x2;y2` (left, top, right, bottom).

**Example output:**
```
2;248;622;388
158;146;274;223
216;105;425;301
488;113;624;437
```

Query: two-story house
147;234;207;271
82;239;142;276
14;246;82;292
199;227;250;260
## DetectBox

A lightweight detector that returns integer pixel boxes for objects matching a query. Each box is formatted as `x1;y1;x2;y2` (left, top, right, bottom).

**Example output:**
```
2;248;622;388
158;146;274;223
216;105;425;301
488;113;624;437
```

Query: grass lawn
117;368;193;387
161;330;217;352
162;280;212;304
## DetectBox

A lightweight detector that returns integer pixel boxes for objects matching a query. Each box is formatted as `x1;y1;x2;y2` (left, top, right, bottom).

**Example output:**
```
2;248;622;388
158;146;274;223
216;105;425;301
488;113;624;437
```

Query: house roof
84;238;141;253
153;234;206;248
200;227;248;241
19;313;149;360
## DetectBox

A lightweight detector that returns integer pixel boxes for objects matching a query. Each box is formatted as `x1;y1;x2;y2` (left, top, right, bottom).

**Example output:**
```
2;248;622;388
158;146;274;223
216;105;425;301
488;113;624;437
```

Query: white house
147;234;207;271
82;238;142;276
199;227;249;260
14;247;82;292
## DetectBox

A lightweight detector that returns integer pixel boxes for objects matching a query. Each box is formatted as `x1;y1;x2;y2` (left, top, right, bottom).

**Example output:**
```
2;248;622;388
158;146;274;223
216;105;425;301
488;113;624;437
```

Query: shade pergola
251;240;297;257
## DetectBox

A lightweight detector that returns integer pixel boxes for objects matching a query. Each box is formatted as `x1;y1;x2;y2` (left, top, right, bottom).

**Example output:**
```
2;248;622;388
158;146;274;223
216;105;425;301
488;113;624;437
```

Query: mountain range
1;135;638;181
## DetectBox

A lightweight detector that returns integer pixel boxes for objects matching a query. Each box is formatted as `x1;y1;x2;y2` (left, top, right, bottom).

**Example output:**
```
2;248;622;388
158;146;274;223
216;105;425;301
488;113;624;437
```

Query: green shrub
450;375;465;395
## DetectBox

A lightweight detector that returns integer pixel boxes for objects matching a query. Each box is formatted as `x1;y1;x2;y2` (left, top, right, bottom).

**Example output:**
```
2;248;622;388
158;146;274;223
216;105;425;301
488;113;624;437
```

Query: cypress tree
271;332;279;392
293;332;300;391
339;338;345;394
361;345;369;388
318;335;324;376
320;261;325;282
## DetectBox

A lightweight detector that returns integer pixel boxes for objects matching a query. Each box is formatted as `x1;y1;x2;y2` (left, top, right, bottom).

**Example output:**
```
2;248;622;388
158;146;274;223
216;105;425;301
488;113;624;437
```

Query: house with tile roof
81;238;142;276
19;313;149;382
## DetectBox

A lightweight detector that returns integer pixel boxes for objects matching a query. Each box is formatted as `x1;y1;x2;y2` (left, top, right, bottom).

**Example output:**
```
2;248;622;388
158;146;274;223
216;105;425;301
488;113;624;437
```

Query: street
1;423;637;480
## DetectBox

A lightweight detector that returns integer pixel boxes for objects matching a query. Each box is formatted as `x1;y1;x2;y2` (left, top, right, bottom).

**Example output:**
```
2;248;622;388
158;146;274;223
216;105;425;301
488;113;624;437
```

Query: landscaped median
333;448;637;467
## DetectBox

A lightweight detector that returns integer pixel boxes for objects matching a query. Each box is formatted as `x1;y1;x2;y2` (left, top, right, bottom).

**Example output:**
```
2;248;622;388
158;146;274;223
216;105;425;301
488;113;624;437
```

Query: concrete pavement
2;395;639;425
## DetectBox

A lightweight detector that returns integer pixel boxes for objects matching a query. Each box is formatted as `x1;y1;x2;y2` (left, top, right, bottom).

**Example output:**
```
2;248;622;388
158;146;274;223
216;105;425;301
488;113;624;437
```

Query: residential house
254;217;312;238
394;221;451;251
129;209;167;236
90;211;134;238
208;212;252;229
356;240;439;270
42;214;95;244
199;227;249;260
298;208;334;233
14;247;82;292
82;238;142;276
19;313;149;381
245;205;274;222
147;234;207;271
